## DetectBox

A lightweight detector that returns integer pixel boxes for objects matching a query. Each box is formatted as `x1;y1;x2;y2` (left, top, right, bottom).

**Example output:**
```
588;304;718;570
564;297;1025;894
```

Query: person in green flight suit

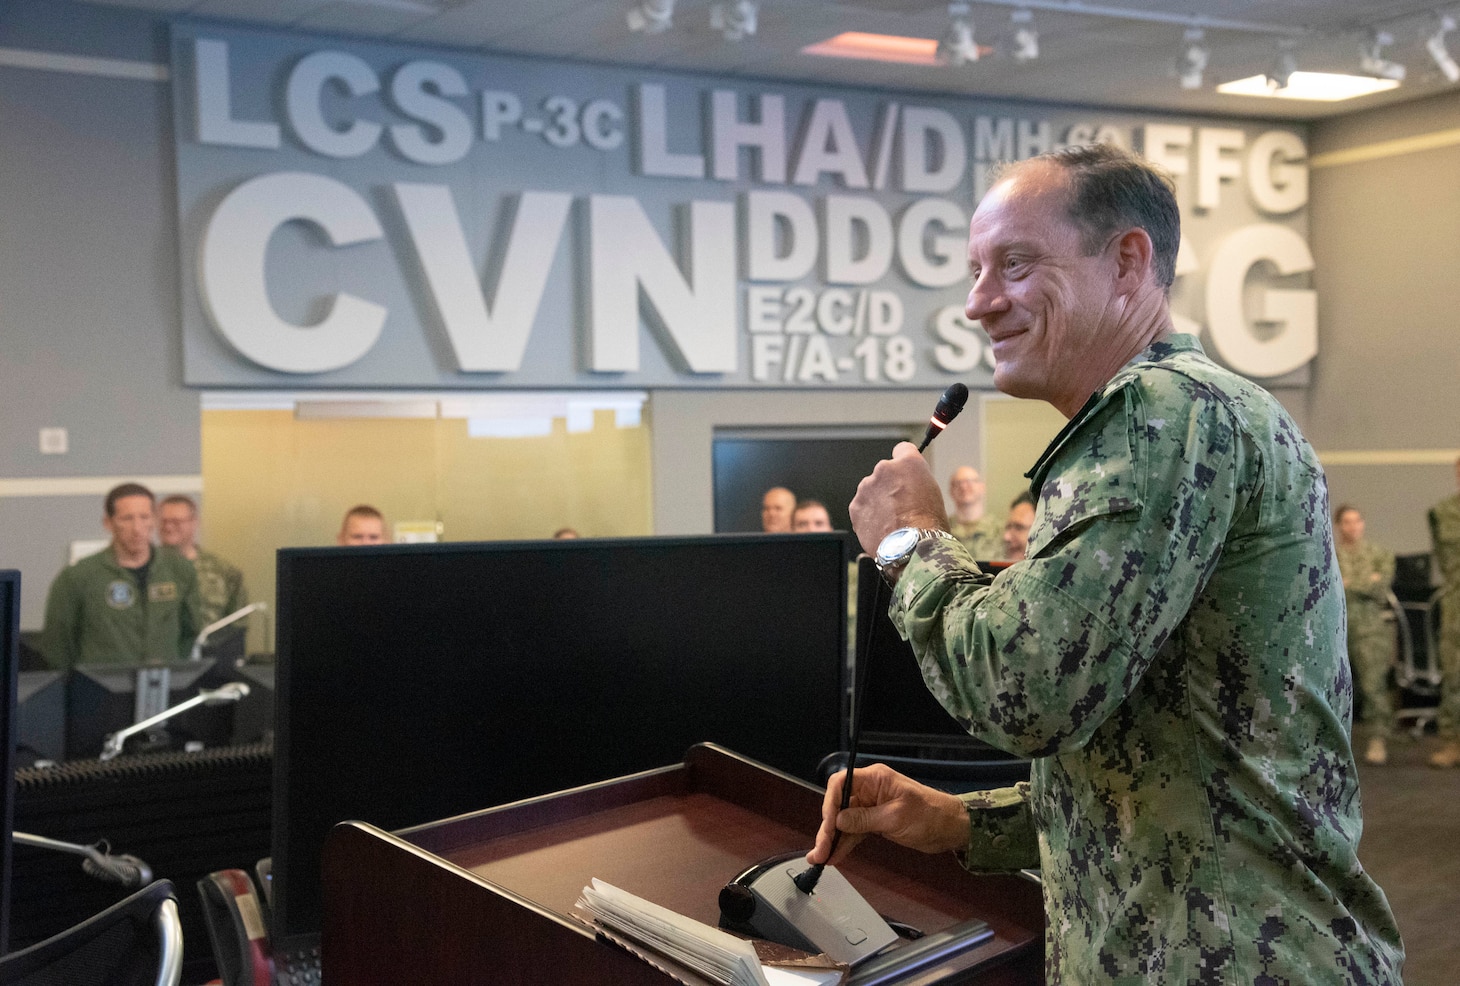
807;143;1403;984
945;466;1002;560
1428;456;1460;768
1334;504;1397;765
42;482;202;669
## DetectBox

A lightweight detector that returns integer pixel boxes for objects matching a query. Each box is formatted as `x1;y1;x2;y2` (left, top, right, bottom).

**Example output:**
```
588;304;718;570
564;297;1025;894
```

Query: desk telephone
197;868;274;986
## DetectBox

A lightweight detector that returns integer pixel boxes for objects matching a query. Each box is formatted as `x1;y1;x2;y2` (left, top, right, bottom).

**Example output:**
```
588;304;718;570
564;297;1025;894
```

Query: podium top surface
392;744;1043;977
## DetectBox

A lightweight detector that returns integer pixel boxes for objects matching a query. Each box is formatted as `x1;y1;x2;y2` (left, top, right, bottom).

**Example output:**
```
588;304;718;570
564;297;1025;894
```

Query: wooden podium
322;744;1044;985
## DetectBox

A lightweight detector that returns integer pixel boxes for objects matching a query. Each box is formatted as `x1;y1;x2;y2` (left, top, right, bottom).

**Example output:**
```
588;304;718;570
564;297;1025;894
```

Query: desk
323;744;1043;984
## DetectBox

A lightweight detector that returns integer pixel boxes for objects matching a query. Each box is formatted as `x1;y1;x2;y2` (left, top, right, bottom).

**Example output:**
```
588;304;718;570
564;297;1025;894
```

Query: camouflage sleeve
890;379;1247;758
958;782;1039;872
178;563;203;659
229;565;248;613
1359;544;1395;603
1431;500;1460;586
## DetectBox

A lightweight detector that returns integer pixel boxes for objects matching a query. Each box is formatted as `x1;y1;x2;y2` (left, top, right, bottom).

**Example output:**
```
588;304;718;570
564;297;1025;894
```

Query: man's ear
1112;227;1155;291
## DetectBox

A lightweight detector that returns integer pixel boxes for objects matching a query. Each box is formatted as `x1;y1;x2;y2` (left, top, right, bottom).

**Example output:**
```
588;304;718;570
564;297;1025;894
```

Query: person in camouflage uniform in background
1335;505;1397;765
809;144;1403;984
1428;457;1460;768
946;466;1003;560
158;494;248;628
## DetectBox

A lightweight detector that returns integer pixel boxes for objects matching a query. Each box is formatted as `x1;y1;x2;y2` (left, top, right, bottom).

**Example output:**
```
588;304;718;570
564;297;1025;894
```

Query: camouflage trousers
1438;587;1460;738
1349;618;1395;738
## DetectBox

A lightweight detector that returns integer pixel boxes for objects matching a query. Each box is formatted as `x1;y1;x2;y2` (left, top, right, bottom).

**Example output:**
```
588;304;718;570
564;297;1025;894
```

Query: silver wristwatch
874;526;957;575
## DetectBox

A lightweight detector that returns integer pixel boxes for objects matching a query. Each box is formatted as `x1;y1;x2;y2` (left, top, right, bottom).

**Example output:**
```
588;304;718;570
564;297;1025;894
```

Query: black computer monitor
229;663;275;746
14;670;66;766
65;659;233;759
272;534;848;949
1;570;21;954
854;555;1011;756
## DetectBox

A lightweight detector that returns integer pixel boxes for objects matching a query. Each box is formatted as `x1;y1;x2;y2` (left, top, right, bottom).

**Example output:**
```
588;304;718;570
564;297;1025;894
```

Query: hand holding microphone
849;383;967;558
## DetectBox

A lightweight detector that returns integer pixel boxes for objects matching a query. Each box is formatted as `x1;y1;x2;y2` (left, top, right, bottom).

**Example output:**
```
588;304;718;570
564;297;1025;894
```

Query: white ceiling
87;0;1460;119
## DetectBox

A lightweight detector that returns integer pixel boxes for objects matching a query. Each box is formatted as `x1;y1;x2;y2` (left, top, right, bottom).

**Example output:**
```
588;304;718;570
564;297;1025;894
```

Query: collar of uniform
1021;333;1203;491
103;544;156;574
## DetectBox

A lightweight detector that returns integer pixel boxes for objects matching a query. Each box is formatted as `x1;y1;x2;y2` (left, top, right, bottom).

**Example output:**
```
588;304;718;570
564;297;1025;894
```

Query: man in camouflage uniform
809;144;1403;983
1428;457;1460;768
1335;505;1397;765
158;494;247;628
946;466;1003;559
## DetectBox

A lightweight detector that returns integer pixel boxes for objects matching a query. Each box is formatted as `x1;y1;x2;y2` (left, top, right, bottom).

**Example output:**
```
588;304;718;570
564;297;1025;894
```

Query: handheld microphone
796;385;969;896
917;383;969;452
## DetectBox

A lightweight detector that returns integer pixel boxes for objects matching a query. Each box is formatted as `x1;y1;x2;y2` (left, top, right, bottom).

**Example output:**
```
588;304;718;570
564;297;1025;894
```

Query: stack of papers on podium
576;879;842;986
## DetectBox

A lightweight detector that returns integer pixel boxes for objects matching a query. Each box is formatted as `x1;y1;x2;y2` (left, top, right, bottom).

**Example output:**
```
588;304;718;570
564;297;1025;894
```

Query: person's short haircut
105;482;154;517
159;494;198;515
793;498;827;515
994;143;1181;291
1010;490;1036;509
1334;504;1360;523
342;504;384;526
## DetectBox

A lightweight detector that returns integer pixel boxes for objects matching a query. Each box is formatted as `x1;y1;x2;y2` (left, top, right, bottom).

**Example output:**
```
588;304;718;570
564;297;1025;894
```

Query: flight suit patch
106;580;135;609
149;581;178;602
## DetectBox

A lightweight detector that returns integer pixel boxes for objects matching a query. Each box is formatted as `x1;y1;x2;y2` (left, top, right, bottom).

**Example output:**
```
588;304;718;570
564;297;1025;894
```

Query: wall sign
172;24;1315;389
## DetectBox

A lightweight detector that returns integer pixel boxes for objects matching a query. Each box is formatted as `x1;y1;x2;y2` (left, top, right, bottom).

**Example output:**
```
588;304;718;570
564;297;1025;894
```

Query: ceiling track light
1265;41;1298;91
1427;14;1460;83
1177;26;1209;90
626;0;675;34
709;0;759;41
1010;8;1039;63
1359;29;1406;81
937;2;980;66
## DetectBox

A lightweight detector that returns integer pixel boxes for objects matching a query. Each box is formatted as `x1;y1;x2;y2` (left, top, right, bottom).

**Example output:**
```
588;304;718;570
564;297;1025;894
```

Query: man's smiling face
965;162;1124;412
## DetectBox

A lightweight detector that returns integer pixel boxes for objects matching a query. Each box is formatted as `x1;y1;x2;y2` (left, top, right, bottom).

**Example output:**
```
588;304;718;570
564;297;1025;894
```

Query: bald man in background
760;486;796;533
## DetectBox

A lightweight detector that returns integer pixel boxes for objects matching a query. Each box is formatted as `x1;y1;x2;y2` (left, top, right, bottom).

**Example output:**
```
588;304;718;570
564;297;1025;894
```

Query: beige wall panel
980;397;1066;515
201;408;652;651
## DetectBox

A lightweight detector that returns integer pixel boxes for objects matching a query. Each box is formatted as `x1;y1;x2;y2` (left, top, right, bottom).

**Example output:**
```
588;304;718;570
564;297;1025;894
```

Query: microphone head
932;382;969;426
82;853;153;888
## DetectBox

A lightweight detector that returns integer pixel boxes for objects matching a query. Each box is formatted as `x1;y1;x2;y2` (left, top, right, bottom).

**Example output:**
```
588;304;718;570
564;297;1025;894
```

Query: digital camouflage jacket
891;335;1403;985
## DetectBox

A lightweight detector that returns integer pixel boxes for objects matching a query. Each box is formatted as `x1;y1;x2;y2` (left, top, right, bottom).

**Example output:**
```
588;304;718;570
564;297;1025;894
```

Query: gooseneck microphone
794;381;969;896
917;382;969;453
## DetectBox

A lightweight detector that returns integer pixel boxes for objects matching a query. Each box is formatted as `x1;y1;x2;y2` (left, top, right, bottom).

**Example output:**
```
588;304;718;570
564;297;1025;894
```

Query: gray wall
1307;89;1460;555
1;3;201;629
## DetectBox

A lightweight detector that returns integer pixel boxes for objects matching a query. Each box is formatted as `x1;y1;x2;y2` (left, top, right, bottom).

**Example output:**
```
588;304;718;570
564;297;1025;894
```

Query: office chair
0;879;182;986
817;750;1032;795
1393;587;1444;737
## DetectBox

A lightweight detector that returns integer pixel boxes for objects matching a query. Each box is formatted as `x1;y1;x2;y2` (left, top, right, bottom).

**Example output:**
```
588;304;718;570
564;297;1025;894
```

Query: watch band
875;527;956;574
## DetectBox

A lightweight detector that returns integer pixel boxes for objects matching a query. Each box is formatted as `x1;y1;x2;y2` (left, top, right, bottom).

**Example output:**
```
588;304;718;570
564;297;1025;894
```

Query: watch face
876;527;921;565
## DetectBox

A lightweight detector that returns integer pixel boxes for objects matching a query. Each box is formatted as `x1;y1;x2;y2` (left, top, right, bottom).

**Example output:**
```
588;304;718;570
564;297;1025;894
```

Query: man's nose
965;277;1007;322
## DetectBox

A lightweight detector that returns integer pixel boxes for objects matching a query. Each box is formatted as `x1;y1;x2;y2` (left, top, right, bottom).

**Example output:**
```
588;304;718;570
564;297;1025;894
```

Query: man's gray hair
992;143;1181;290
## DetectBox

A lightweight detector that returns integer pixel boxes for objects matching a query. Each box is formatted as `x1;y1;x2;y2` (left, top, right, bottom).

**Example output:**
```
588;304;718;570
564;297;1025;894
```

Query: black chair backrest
0;879;177;986
1393;553;1433;602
